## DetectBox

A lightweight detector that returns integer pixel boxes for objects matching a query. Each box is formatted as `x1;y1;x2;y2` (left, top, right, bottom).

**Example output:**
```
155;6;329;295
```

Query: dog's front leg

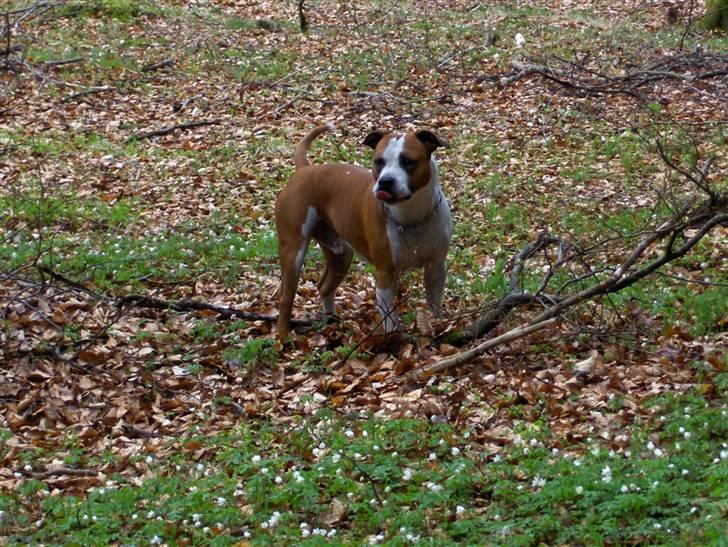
424;261;447;316
375;270;399;333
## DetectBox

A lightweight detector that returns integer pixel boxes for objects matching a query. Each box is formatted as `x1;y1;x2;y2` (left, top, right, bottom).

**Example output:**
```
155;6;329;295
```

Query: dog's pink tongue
376;190;393;200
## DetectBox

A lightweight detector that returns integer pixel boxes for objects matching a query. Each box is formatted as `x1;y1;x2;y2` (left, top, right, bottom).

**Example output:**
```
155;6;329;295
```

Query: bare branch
415;318;558;378
117;294;312;327
128;119;221;142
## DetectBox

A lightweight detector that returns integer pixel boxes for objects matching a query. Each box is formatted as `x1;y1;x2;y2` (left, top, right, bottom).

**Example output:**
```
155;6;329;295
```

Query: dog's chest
386;204;451;271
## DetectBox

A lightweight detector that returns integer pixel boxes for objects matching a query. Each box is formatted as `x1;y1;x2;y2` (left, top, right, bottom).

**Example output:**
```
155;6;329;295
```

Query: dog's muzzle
375;176;410;202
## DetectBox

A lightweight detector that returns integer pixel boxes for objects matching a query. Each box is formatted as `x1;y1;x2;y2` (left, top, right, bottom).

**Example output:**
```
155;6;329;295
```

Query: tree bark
700;0;728;30
298;0;308;33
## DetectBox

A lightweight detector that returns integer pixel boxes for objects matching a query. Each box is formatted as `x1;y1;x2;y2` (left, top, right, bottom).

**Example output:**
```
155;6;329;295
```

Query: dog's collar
386;190;444;235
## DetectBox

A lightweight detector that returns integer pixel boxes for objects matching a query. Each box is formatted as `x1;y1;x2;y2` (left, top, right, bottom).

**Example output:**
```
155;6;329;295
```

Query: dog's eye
374;157;385;169
400;156;416;170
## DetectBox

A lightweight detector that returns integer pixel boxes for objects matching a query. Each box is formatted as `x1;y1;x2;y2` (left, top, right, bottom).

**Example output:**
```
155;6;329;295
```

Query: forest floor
1;0;727;544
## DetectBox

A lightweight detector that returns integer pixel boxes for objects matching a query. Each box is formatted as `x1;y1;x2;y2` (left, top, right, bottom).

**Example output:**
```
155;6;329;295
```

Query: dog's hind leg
312;221;353;315
277;233;309;341
317;243;353;315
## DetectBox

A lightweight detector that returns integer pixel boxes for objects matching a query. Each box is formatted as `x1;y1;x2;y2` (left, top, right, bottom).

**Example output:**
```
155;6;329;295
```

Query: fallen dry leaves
1;0;726;500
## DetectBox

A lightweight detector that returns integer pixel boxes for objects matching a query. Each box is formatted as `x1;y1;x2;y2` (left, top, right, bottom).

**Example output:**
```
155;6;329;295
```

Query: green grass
1;391;725;544
0;186;280;289
59;0;163;21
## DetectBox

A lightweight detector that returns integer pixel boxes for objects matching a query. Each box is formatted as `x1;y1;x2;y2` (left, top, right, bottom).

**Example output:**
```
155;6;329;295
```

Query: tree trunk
699;0;728;30
298;0;308;33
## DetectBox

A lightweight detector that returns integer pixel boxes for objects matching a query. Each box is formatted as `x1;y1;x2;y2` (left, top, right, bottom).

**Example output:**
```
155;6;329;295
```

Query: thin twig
128;119;221;143
141;58;175;72
117;294;312;327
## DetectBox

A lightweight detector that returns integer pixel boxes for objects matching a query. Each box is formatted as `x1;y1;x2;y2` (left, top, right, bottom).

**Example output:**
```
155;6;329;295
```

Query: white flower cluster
300;522;336;538
261;511;282;529
400;527;421;543
646;441;665;457
714;444;728;464
601;465;612;484
293;469;305;483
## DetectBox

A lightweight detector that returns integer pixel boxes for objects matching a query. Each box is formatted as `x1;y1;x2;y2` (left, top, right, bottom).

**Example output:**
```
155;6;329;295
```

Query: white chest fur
385;183;452;272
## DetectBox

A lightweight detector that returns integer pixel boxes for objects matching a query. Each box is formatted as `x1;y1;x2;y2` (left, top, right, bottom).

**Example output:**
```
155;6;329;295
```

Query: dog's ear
416;130;449;154
363;130;385;149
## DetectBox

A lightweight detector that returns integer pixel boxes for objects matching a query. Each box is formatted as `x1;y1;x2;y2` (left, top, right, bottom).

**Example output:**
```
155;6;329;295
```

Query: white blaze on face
374;135;410;199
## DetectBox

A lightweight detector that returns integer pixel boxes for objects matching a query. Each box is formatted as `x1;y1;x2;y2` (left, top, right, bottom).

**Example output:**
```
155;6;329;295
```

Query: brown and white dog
275;124;451;340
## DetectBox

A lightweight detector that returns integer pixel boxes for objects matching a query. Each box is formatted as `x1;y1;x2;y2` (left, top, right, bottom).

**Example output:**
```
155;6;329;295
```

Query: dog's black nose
377;176;396;191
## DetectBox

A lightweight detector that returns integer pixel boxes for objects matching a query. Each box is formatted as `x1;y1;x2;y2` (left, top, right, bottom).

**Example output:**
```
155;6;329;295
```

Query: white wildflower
601;466;612;484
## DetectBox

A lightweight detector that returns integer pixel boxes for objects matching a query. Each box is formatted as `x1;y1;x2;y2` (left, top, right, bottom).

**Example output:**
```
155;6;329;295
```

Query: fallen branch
448;232;560;344
1;44;22;56
61;85;115;102
415;318;558;378
26;466;98;480
497;50;728;102
141;58;175;72
428;206;726;375
44;56;84;67
118;294;311;327
37;265;110;301
128;119;221;142
503;60;645;101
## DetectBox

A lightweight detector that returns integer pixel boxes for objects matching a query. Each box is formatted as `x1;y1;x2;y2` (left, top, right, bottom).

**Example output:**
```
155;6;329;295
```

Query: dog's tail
294;122;335;170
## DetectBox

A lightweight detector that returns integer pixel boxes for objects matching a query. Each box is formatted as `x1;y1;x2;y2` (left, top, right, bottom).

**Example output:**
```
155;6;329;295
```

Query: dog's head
363;130;448;203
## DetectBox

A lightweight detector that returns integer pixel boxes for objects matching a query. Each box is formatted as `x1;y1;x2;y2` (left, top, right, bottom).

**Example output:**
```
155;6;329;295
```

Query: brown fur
275;126;443;340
